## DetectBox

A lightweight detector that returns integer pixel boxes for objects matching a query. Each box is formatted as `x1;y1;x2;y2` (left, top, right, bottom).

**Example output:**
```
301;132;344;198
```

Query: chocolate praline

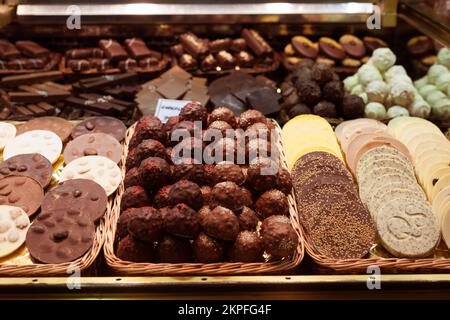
247;160;278;193
229;231;263;262
131;115;166;148
157;234;192;263
193;232;226;263
117;235;154;262
313;101;337;118
342;95;365;119
255;189;289;218
245;122;271;141
169;121;197;144
124;167;141;188
212;181;245;211
171;162;205;185
164;203;200;239
163;116;180;136
322;81;344;104
153;185;172;208
261;215;298;259
276;168;293;195
238;206;259;231
212;163;245;185
311;63;333;85
208;120;233;138
241;187;253;207
117;208;139;238
201;206;240;241
135;139;167;163
288;104;311;118
125;148;140;170
297;82;322;107
168;180;203;210
238;110;266;130
172;136;204;161
200;186;213;206
210;107;237;128
179;101;208;126
121;185;151;211
138;157;171;191
127;206;164;243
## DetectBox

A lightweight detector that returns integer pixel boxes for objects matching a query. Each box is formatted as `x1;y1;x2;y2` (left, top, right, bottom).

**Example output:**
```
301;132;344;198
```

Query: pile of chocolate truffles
116;103;298;263
280;60;365;121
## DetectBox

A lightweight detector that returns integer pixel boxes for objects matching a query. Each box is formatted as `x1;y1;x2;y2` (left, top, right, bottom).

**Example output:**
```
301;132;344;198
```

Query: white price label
155;99;192;123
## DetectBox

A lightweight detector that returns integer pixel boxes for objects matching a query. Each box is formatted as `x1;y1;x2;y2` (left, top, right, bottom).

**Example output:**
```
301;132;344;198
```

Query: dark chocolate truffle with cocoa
117;208;138;238
198;206;211;224
246;139;274;163
208;120;232;137
131;115;166;148
117;235;154;262
313;101;337;118
169;121;197;145
135;139;167;163
311;63;333;85
153;185;172;208
323;81;344;104
171;160;205;185
247;160;279;193
172;136;204;159
168;180;203;210
128;206;164;242
212;181;245;211
288;104;311;118
179;101;208;126
241;187;253;208
121;185;151;211
157;234;192;263
245;122;271;141
163;116;180;134
193;232;226;263
255;189;289;218
238;110;266;130
125;148;139;170
201;186;213;207
138;157;171;191
342;95;365;119
261;215;298;259
276;168;293;195
210;107;237;128
297;82;321;107
239;206;259;231
210;137;237;162
201;206;239;241
124;167;141;188
229;231;263;262
212;163;245;185
164;203;200;239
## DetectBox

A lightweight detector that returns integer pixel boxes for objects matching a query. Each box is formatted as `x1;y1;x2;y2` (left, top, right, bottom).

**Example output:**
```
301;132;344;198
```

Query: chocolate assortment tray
0;117;125;276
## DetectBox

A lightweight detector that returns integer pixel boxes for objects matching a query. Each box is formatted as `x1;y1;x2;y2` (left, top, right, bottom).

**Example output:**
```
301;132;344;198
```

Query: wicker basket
104;120;305;275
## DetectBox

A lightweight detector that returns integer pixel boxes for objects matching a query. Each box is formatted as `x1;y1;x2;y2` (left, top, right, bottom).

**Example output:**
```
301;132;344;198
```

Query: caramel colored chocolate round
339;35;366;59
0;176;44;217
64;133;122;164
0;153;52;188
71;116;127;142
42;179;108;222
26;209;95;264
17;117;72;143
319;37;346;60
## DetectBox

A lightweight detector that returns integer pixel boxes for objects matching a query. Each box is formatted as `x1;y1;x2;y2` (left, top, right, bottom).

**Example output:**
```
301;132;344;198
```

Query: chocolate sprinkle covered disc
42;179;108;222
0;176;44;217
17;117;72;143
0;153;52;187
26;209;95;264
63;133;122;164
71;116;127;142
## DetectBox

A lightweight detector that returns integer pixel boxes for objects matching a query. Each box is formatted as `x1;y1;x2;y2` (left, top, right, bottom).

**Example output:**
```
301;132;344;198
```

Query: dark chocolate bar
0;71;63;87
138;57;159;68
67;59;91;72
76;72;139;91
98;39;128;61
216;50;236;69
88;58;109;71
209;38;232;53
15;41;50;58
179;32;208;58
66;48;96;59
241;29;272;56
124;38;152;60
0;40;20;60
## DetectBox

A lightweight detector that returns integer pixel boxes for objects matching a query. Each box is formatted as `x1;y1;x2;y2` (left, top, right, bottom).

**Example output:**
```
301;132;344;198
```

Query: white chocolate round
414;76;428;89
0;122;16;151
437;47;450;69
428;64;449;84
0;205;29;258
387;106;409;119
343;75;359;92
384;65;407;83
3;130;62;164
371;48;396;72
60;155;122;196
366;80;389;103
390;82;415;107
364;102;386;120
436;73;450;92
357;64;383;86
427;91;446;105
419;84;438;99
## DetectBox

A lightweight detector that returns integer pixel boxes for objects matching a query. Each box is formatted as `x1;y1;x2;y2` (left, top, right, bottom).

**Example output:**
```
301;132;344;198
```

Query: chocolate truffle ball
193;232;226;263
117;208;138;238
164;203;200;239
157;234;192;263
292;67;312;86
212;163;245;185
128;207;164;242
201;186;213;207
229;231;263;262
179;101;208;126
125;148;139;170
313;101;337;118
153;185;172;208
241;187;253;207
208;120;233;137
210;107;237;128
311;63;333;85
210;137;237;162
124;167;141;188
276;168;293;195
238;110;266;130
121;185;151;211
117;235;154;263
198;206;211;224
201;206;239;241
342;95;365;119
172;136;204;159
169;121;197;146
202;164;215;186
246;139;274;163
212;181;245;211
255;189;289;218
131;115;166;148
245;122;271;141
171;161;205;185
247;160;279;193
138;157;171;191
239;206;259;231
323;81;344;103
261;215;298;259
135;139;167;163
288;104;312;118
163;116;180;134
168;180;203;210
297;82;322;107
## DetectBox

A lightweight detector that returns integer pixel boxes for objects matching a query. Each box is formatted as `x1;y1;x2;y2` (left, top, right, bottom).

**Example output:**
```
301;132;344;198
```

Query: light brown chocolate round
71;116;127;142
0;153;52;187
63;133;122;164
17;117;72;143
0;175;44;217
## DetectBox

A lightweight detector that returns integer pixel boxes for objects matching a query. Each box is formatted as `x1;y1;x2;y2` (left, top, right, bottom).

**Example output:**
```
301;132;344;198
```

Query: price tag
155;99;191;123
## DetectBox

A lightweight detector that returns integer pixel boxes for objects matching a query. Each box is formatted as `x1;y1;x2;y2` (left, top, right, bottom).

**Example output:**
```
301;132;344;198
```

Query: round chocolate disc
71;117;127;142
63;133;122;164
17;117;72;143
0;176;44;217
0;153;53;187
42;179;108;222
26;209;95;264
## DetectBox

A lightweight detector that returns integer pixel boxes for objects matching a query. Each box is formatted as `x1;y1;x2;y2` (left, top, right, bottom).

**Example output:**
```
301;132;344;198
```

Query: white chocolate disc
0;205;30;258
3;130;62;164
0;122;16;151
60;155;122;196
